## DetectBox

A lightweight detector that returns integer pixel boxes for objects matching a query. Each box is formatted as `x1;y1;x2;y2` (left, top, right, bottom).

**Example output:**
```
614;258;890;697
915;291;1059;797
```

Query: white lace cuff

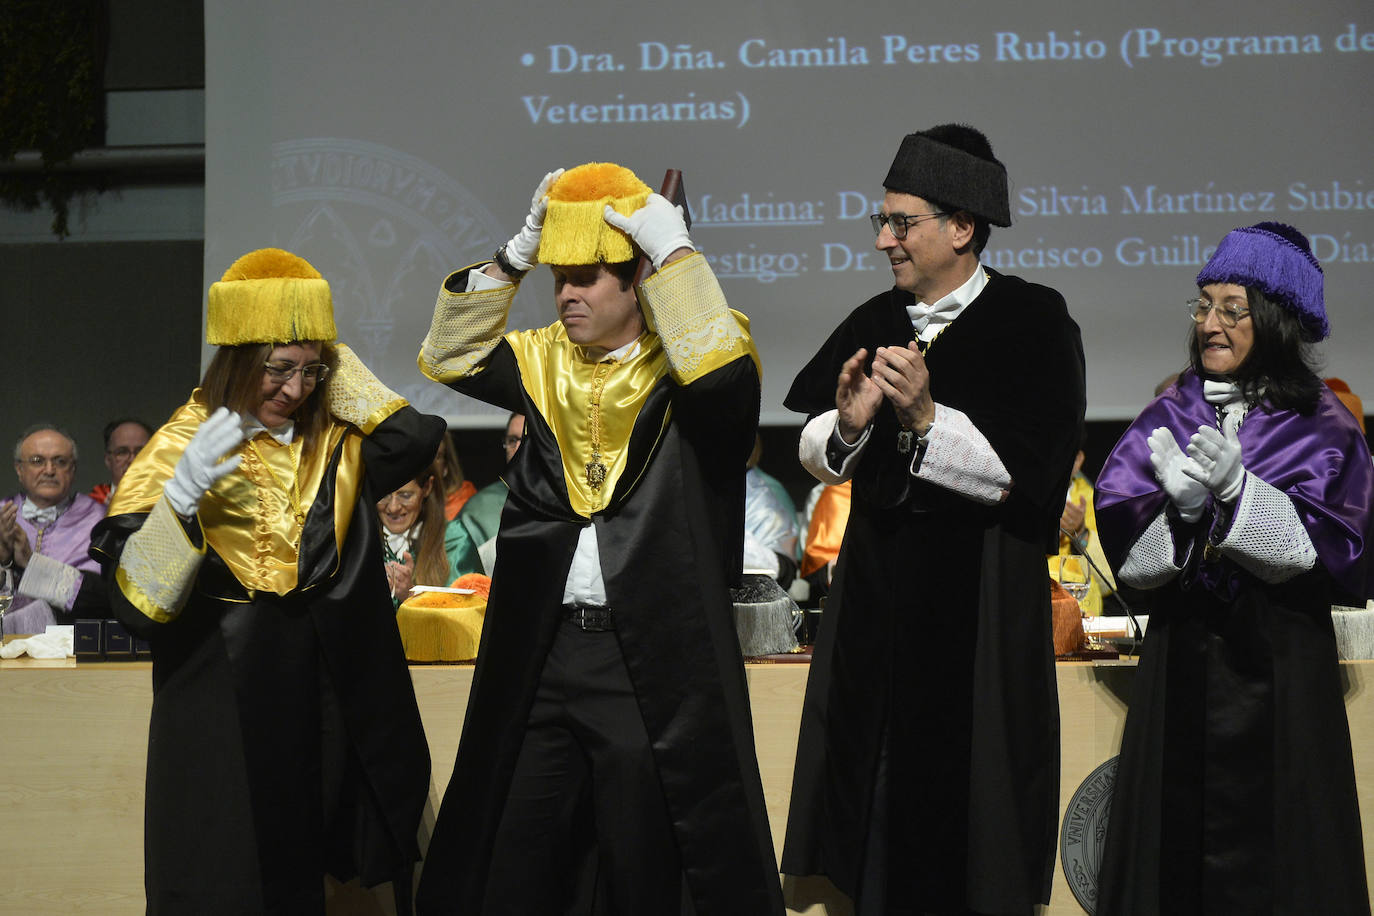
799;410;866;484
915;405;1010;505
114;496;207;624
1214;471;1317;583
1117;511;1185;588
638;253;754;384
16;552;82;610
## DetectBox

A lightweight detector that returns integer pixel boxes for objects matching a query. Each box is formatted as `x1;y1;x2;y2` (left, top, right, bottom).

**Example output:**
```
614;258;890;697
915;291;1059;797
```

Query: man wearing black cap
782;124;1086;914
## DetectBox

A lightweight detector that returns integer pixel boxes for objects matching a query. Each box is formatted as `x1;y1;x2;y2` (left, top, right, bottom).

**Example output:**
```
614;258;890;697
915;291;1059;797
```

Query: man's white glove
503;168;564;272
1184;424;1246;504
602;193;695;269
164;407;245;518
1148;427;1207;523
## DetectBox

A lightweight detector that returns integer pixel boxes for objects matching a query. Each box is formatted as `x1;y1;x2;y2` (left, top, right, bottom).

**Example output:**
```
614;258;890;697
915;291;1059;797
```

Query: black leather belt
562;605;615;632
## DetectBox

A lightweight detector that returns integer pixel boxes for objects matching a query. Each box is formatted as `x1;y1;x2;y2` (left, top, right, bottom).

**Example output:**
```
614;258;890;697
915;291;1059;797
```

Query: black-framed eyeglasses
1186;297;1250;328
870;211;946;240
264;362;330;384
20;455;73;470
106;446;143;460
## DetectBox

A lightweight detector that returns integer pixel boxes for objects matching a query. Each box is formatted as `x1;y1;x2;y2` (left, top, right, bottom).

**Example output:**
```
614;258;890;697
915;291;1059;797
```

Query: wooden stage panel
1;659;1370;914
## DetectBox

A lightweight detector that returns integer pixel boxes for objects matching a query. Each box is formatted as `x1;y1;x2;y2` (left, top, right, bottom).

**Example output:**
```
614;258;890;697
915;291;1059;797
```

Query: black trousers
482;619;687;915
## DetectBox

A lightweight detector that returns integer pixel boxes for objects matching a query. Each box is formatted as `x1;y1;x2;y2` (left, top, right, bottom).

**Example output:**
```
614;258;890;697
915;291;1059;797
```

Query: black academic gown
415;332;785;915
781;270;1085;915
91;404;443;916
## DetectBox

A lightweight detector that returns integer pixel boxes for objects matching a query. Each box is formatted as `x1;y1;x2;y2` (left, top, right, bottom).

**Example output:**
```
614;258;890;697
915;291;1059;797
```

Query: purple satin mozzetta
1096;371;1373;598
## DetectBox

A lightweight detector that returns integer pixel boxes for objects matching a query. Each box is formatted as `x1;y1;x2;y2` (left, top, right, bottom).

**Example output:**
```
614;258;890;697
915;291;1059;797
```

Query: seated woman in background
379;466;480;605
1094;222;1371;914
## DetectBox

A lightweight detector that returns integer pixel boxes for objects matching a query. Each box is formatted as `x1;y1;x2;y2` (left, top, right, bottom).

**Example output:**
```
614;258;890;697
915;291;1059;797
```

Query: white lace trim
1216;471;1317;583
1118;511;1184;588
639;254;749;380
116;497;206;622
916;405;1010;505
16;552;81;610
325;344;404;431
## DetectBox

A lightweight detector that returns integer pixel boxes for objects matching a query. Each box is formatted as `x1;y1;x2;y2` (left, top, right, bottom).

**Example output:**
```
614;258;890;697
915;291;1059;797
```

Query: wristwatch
492;245;528;280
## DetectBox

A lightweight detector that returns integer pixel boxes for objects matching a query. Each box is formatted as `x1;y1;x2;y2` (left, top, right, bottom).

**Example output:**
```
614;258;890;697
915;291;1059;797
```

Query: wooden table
3;657;1371;914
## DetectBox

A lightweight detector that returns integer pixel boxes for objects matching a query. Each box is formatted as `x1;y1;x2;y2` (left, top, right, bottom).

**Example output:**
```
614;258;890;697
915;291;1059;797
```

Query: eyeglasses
501;435;523;448
20;455;73;471
870;211;946;240
1186;297;1250;328
106;446;143;460
264;362;330;384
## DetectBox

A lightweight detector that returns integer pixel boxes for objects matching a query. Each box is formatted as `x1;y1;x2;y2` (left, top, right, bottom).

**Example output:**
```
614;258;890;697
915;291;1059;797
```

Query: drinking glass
1057;555;1102;650
0;566;13;641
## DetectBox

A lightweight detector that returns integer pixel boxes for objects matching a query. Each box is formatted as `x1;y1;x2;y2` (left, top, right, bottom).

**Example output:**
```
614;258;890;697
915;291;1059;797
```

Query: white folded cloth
0;625;74;659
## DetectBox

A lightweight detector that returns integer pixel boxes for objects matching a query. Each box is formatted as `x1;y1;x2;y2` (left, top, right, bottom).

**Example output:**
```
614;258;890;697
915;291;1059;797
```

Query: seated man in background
89;418;152;505
744;435;799;587
2;425;108;633
799;480;851;602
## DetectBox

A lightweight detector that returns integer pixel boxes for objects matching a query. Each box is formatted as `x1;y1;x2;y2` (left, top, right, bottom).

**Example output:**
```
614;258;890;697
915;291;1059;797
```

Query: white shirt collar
240;414;295;446
907;262;988;340
584;336;642;364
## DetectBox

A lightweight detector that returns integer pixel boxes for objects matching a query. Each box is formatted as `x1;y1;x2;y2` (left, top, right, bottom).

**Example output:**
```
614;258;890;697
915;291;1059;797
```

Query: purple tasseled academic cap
1196;222;1327;341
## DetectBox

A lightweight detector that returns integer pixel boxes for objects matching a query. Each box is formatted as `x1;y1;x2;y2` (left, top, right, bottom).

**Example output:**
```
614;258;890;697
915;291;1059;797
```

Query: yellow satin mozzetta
110;392;366;604
507;327;669;518
416;252;760;518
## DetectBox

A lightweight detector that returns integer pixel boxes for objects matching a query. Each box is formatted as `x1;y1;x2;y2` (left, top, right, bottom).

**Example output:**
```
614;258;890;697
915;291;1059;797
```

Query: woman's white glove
1184;424;1245;504
164;407;245;518
602;193;695;269
503;168;564;271
1148;427;1207;523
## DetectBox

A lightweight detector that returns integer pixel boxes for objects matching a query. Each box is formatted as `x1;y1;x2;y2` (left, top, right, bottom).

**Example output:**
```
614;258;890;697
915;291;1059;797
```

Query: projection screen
204;0;1374;424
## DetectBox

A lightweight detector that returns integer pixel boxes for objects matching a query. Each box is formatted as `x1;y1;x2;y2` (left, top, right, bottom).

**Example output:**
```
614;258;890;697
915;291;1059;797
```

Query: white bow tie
1202;380;1243;406
21;498;61;527
906;299;963;336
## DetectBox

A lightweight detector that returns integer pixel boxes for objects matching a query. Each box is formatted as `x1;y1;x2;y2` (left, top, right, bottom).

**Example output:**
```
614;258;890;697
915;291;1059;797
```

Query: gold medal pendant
585;454;607;491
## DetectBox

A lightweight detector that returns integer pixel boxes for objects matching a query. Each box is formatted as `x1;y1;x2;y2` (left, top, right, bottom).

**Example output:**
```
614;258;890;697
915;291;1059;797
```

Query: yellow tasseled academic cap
206;248;337;345
538;162;651;266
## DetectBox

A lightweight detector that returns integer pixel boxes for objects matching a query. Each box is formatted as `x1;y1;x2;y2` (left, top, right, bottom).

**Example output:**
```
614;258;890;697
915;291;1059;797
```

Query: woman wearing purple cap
1093;223;1372;913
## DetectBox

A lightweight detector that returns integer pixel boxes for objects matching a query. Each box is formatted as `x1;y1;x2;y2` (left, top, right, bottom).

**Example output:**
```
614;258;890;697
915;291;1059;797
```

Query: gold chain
246;436;306;526
584;358;618;491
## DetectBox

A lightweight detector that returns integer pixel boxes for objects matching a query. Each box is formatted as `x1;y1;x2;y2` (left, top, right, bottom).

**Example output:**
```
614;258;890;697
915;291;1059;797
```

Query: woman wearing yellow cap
92;248;445;915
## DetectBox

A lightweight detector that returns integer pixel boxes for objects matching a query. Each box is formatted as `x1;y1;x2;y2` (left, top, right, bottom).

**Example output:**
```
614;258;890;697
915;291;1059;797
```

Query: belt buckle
567;605;614;632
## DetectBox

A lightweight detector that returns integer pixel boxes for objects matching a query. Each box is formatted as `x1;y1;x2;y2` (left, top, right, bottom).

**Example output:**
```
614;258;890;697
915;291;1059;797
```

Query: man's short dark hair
102;417;153;449
605;259;638;290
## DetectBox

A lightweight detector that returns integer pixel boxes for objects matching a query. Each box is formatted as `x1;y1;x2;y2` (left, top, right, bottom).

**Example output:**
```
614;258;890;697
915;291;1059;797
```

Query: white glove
164;407;245;517
1184;424;1245;504
503;168;564;271
1147;427;1207;523
602;193;695;269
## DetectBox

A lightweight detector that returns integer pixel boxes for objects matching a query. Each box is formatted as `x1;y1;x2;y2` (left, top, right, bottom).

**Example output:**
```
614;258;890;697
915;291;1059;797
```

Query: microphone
1059;526;1144;645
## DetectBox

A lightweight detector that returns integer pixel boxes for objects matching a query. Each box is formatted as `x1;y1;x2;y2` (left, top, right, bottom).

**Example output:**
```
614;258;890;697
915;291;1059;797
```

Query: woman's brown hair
390;466;450;588
198;341;339;460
